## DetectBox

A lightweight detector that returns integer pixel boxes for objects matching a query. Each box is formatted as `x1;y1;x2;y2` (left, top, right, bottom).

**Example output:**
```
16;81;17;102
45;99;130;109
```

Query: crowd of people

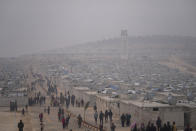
28;92;46;106
129;120;193;131
93;109;114;125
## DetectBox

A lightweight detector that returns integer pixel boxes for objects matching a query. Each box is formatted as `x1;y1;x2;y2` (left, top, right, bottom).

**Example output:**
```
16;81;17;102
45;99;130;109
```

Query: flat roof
96;95;119;102
121;100;196;108
85;91;97;95
121;100;171;108
73;87;89;91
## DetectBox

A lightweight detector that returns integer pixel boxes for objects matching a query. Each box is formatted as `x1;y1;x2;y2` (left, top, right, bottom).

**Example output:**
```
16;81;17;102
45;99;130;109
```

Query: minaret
121;30;128;60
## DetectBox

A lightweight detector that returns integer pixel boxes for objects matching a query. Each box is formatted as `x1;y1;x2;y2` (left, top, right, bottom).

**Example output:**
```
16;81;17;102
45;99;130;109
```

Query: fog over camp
0;0;196;131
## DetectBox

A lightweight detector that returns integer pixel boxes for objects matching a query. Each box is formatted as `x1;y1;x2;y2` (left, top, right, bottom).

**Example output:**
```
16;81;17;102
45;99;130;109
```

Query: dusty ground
160;56;196;76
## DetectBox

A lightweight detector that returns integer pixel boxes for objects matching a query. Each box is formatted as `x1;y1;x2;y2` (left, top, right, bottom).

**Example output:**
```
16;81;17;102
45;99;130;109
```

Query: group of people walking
130;117;193;131
58;107;71;129
94;109;114;125
120;113;131;127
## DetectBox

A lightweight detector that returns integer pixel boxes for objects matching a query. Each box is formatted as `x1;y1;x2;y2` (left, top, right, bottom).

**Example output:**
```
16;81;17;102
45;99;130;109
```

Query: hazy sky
0;0;196;57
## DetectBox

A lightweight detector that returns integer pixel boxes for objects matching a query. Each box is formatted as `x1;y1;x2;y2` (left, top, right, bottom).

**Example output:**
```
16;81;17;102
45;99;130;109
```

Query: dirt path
160;56;196;76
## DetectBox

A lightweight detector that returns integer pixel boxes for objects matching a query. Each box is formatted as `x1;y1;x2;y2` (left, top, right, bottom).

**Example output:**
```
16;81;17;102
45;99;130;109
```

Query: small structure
119;100;196;129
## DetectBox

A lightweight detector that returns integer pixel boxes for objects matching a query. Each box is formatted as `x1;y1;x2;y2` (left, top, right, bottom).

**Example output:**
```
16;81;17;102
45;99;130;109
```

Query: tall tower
121;30;128;60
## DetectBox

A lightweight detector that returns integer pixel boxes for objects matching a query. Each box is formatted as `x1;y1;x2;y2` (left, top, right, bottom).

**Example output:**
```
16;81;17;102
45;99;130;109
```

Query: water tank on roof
187;91;195;101
168;94;177;105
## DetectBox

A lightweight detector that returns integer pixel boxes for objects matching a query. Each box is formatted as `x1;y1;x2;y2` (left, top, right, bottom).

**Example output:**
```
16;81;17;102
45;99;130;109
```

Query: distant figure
99;111;104;125
77;114;82;128
22;108;25;115
25;105;28;111
140;123;145;131
108;109;113;122
99;124;103;131
146;121;151;131
81;99;84;107
94;110;98;124
167;121;171;131
47;106;50;115
126;113;131;126
40;122;44;131
132;123;137;131
172;121;177;131
156;117;162;131
161;123;167;131
184;124;192;131
94;104;97;111
110;122;116;131
62;116;65;129
39;113;43;122
18;120;24;131
121;113;126;127
65;114;70;128
58;110;61;121
150;123;156;131
105;110;108;122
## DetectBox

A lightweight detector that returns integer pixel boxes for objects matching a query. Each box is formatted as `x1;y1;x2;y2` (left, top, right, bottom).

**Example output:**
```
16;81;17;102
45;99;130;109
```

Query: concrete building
91;92;196;129
119;100;196;129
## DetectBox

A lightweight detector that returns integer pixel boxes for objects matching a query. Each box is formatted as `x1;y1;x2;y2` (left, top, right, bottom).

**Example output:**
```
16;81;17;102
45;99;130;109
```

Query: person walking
47;106;50;115
99;111;104;125
39;113;43;122
156;117;162;131
126;113;131;126
184;124;192;131
77;114;82;128
140;123;145;131
167;121;171;131
105;110;108;122
40;122;44;131
94;104;97;111
99;124;103;131
108;109;113;122
172;121;177;131
22;108;25;115
150;123;156;131
94;110;98;124
58;111;61;121
121;113;126;127
25;105;28;111
18;120;24;131
132;123;138;131
65;115;70;128
161;123;167;131
146;121;151;131
62;116;65;129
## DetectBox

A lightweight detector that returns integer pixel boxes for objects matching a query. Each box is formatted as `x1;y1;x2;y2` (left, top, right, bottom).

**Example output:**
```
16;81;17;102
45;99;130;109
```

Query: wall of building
120;101;185;128
83;92;96;106
189;110;196;129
